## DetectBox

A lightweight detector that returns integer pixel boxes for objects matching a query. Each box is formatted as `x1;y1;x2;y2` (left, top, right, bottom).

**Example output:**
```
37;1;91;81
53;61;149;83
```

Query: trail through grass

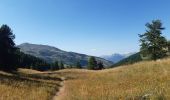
0;69;62;100
58;59;170;100
0;59;170;100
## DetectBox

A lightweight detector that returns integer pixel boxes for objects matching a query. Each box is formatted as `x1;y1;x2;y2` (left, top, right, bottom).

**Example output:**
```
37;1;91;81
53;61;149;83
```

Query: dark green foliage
139;20;168;61
75;61;82;69
16;51;51;71
0;25;18;71
18;43;113;67
88;56;97;70
88;57;104;70
112;52;142;67
97;61;104;70
51;61;59;70
59;61;64;69
168;41;170;53
0;24;51;71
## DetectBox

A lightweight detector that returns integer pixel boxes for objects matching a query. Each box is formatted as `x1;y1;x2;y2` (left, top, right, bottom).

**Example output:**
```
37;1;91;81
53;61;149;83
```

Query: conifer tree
97;61;104;70
168;41;170;53
139;20;168;60
59;61;64;69
75;61;82;69
88;56;97;70
0;25;18;71
51;60;59;70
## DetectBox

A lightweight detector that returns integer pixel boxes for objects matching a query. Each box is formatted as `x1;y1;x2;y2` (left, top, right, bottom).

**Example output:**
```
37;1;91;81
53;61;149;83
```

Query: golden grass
0;58;170;100
0;69;62;100
60;59;170;100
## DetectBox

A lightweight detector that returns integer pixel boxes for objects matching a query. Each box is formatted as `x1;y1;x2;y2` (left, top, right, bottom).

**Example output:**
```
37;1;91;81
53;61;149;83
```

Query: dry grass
0;58;170;100
60;59;170;100
0;69;62;100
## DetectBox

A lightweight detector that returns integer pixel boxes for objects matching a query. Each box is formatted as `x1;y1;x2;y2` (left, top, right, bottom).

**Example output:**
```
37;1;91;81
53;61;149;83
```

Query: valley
0;1;170;100
0;58;169;100
18;43;113;67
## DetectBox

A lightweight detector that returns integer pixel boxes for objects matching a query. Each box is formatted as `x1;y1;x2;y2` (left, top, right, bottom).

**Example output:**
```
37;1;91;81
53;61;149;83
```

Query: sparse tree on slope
59;61;64;69
0;25;18;71
139;20;168;61
75;61;82;69
168;41;170;54
88;56;97;70
97;61;104;70
51;60;59;70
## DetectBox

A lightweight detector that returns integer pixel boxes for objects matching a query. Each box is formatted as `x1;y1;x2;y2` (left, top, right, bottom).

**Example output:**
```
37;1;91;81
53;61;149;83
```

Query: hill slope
58;58;170;99
0;59;169;99
101;52;135;63
112;52;142;67
18;43;113;67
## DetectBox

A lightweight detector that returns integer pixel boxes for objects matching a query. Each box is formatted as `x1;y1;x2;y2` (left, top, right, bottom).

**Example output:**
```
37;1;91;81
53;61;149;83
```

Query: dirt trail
52;77;66;100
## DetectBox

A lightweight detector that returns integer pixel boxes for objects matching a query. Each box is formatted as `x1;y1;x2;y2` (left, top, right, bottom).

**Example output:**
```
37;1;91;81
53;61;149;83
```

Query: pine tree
97;61;104;70
50;61;59;71
59;61;64;69
139;20;168;61
167;41;170;55
53;61;59;70
75;61;82;69
168;41;170;53
0;25;18;71
88;56;97;70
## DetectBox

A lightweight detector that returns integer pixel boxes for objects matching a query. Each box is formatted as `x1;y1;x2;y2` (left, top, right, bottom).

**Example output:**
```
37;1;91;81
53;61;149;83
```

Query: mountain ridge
18;43;113;67
112;52;142;67
101;52;136;63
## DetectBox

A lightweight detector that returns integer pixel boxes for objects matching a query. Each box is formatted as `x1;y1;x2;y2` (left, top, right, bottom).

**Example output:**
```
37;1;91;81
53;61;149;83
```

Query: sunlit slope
0;69;62;100
0;58;169;100
61;59;170;100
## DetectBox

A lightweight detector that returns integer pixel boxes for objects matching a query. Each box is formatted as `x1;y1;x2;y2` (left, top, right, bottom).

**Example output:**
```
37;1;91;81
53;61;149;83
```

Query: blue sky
0;0;170;56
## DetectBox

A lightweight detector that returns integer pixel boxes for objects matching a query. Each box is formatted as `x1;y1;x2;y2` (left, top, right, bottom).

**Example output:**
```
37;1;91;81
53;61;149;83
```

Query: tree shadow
0;72;62;87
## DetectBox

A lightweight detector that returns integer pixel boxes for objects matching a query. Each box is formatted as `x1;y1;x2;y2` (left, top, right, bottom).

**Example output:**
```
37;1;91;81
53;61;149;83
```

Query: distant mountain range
111;52;142;67
101;52;136;63
18;43;113;67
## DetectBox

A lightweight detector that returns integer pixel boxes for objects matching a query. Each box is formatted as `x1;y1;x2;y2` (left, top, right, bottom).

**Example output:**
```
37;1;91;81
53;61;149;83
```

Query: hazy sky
0;0;170;56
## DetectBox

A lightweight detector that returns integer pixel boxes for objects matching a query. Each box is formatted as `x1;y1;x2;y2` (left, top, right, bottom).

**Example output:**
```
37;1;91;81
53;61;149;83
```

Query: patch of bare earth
53;77;66;100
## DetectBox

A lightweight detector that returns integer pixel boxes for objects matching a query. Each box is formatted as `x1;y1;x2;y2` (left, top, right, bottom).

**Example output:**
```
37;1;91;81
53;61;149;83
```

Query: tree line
0;24;104;71
87;56;104;70
0;24;66;72
0;25;18;71
1;19;168;72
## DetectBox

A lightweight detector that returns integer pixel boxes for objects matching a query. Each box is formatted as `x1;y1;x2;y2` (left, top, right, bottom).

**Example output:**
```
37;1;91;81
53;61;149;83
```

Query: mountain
101;53;136;63
112;52;142;67
18;43;113;67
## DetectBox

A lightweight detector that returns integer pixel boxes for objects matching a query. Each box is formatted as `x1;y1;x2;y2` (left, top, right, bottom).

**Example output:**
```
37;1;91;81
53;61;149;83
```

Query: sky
0;0;170;56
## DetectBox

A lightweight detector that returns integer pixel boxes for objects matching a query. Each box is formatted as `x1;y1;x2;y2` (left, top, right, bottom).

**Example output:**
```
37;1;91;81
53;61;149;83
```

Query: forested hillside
16;51;51;71
112;52;142;67
18;43;113;67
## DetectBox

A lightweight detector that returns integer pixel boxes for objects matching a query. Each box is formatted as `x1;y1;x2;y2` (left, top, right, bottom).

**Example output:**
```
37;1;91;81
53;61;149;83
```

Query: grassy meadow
0;59;170;100
59;59;170;100
0;69;62;100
